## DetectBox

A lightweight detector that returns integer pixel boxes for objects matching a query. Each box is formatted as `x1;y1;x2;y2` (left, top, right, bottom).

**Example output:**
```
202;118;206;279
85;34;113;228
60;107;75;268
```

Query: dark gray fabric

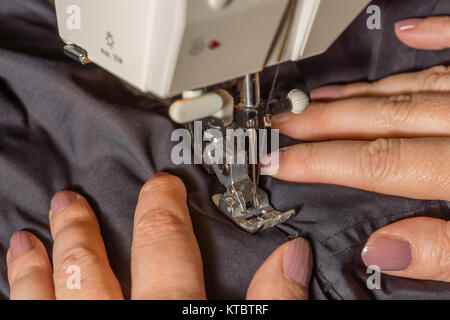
0;0;449;300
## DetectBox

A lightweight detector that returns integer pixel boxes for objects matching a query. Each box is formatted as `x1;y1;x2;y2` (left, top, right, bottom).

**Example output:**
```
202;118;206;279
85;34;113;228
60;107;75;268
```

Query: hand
266;17;450;282
6;173;313;300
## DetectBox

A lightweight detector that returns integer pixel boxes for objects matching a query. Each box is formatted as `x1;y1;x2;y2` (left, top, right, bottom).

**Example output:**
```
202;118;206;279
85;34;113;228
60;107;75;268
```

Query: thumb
246;238;313;300
362;217;450;282
395;16;450;50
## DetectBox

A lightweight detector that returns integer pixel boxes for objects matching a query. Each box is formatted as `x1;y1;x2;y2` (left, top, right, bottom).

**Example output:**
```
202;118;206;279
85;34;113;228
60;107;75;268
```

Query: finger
262;138;450;201
7;231;55;300
308;66;450;101
395;17;450;50
131;173;206;300
273;93;450;141
362;217;449;282
50;191;123;300
247;238;313;300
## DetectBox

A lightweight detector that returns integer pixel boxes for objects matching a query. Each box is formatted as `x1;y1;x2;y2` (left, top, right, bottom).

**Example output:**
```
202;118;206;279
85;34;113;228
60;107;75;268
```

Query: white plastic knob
287;89;309;115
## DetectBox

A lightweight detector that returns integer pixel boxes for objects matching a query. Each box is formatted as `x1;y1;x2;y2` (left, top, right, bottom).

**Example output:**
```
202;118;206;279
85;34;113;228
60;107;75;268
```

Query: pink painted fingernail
283;238;313;288
260;150;285;176
51;190;75;214
271;112;293;126
395;18;424;31
362;237;412;271
310;85;343;101
10;231;33;259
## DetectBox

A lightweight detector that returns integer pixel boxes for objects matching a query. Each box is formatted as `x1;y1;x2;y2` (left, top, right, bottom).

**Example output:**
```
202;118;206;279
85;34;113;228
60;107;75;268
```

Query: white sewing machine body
55;0;369;98
54;0;370;232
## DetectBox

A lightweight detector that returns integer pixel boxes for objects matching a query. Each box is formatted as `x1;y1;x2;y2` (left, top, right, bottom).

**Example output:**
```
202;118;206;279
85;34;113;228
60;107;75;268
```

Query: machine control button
288;89;309;115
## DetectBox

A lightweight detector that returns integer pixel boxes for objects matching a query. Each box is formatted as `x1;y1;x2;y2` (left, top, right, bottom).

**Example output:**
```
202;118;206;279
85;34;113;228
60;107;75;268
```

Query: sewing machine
55;0;370;232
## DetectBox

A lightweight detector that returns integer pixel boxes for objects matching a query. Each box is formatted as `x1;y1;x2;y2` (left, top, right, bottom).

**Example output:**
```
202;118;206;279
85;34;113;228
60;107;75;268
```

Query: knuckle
429;65;450;74
10;260;49;285
51;202;96;233
53;242;102;279
134;209;189;245
376;95;416;130
359;138;402;188
418;140;450;200
433;173;450;201
422;66;450;91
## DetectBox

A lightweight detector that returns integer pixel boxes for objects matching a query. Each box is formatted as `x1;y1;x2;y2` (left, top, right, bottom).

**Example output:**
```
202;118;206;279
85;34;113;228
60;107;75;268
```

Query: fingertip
260;149;286;177
141;172;187;201
7;231;49;277
394;16;450;50
361;236;412;271
8;231;49;264
283;238;313;289
361;217;450;282
131;172;204;299
7;231;55;300
394;18;425;48
394;18;425;32
50;190;79;215
9;231;34;260
247;237;313;300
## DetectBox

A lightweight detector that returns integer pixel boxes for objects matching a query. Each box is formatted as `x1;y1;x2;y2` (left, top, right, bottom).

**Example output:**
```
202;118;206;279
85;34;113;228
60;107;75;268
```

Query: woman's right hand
265;16;450;283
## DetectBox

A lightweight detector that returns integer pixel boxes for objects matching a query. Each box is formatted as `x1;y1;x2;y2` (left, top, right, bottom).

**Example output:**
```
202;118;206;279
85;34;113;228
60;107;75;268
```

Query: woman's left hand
7;174;313;300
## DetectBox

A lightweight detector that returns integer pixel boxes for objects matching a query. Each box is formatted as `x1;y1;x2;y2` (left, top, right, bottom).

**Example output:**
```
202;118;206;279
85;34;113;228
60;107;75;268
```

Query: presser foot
212;178;296;233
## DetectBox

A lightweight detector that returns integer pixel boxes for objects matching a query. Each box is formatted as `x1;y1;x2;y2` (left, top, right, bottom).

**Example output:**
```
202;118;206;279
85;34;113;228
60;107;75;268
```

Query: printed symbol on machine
105;31;115;50
101;31;123;65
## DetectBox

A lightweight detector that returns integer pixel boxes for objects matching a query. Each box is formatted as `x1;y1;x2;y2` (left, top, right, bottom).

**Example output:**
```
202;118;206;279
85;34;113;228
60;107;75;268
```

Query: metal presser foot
210;142;296;233
200;73;305;233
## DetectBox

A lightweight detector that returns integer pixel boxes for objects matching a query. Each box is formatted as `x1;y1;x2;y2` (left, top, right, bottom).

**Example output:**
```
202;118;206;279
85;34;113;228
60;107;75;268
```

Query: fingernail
271;112;293;126
10;231;33;259
283;238;313;288
310;85;343;101
260;150;285;176
395;18;424;31
50;190;75;214
362;237;412;271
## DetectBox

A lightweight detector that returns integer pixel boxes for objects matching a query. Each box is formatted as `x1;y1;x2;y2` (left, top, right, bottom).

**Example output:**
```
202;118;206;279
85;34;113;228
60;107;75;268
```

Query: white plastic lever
169;91;228;124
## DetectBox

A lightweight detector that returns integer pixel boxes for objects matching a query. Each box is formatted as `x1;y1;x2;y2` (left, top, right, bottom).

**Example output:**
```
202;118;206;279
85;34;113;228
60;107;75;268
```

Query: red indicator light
209;40;220;50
